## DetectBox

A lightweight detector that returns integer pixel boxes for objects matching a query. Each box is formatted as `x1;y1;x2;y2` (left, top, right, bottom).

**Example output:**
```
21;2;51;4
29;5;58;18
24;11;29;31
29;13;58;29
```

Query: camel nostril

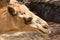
23;17;32;22
43;26;48;29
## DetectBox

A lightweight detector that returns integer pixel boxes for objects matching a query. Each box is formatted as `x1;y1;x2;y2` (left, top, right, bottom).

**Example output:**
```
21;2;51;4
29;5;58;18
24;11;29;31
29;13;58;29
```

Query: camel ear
8;7;17;16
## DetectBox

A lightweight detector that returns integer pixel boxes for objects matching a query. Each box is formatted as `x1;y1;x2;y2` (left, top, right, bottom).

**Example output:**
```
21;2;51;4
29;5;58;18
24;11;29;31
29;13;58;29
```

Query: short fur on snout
0;2;50;35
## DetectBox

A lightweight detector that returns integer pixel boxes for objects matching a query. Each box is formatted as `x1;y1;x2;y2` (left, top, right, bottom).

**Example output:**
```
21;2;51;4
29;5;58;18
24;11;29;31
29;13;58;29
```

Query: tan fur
0;6;40;33
0;2;50;34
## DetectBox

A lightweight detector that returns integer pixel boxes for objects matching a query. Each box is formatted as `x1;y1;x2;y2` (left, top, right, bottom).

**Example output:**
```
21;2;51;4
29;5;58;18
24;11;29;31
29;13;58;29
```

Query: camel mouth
38;28;50;34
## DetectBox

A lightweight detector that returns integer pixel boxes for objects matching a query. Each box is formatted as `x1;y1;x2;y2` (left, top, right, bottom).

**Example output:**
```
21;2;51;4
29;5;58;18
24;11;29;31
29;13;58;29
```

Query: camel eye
8;7;17;16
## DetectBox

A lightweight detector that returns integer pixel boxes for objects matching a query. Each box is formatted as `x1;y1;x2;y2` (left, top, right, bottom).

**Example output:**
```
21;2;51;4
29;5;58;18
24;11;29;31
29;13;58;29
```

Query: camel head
7;2;50;35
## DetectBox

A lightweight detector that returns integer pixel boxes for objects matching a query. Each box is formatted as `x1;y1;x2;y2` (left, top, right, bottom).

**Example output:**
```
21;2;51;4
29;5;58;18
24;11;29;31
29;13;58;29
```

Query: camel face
7;3;50;34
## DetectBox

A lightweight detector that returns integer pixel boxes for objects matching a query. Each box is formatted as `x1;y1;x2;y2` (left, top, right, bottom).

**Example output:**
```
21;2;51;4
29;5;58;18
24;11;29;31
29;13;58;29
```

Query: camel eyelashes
8;7;17;16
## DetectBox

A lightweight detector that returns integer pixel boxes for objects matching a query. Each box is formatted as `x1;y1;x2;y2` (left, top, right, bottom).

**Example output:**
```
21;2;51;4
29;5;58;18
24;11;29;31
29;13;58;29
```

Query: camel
0;1;50;35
